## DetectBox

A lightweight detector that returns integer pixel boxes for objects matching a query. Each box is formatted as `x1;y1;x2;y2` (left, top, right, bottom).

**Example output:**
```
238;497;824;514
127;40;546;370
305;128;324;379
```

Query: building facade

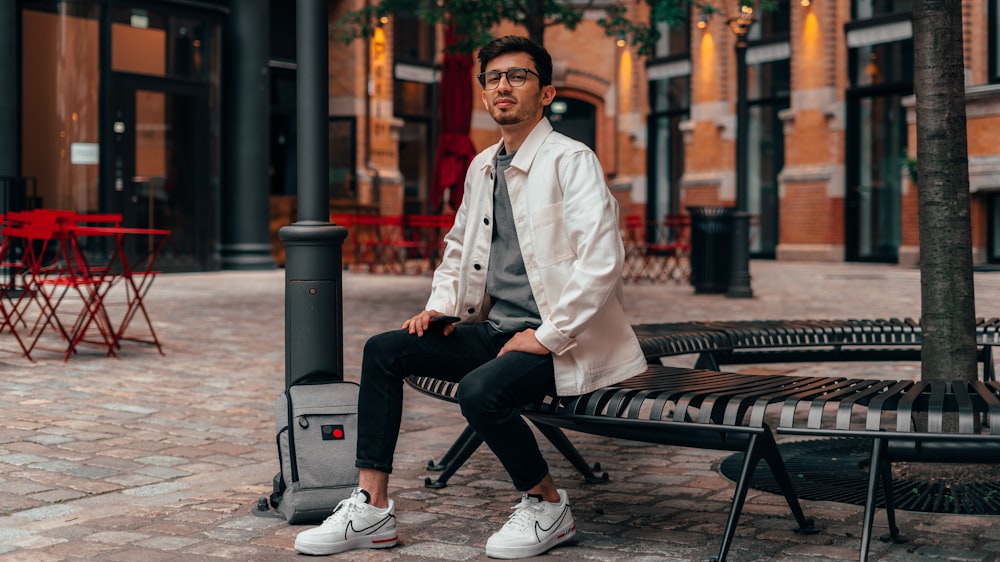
4;0;1000;272
666;0;1000;265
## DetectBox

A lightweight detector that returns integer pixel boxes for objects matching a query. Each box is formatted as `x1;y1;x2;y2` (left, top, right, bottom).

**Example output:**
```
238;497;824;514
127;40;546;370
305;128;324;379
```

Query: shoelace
320;495;363;528
503;495;546;532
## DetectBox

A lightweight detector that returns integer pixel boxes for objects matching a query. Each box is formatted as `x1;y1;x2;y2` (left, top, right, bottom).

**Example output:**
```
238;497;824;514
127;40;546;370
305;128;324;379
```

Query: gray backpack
271;380;360;523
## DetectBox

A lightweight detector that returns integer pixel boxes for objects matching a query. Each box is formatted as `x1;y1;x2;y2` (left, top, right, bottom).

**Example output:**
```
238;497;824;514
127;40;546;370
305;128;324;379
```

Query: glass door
845;37;912;262
846;93;907;262
110;76;214;271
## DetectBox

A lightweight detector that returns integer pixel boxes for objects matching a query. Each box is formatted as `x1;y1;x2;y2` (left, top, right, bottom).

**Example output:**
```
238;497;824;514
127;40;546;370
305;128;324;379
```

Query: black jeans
356;322;556;491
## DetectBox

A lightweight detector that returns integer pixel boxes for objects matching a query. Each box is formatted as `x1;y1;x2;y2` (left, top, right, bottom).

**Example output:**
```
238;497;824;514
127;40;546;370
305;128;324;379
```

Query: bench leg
694;351;720;370
983;346;995;382
715;432;816;562
860;438;906;560
531;421;609;484
424;421;609;488
423;425;484;489
758;433;817;535
715;433;761;562
877;451;905;546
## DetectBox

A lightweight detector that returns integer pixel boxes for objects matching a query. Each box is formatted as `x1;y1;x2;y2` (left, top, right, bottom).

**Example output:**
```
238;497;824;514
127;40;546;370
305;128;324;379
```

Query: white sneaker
293;488;398;555
485;489;576;559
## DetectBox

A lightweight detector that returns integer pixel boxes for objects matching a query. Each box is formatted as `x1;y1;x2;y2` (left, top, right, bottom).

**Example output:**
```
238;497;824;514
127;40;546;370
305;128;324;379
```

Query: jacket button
483;217;490;225
467;307;475;314
473;264;481;270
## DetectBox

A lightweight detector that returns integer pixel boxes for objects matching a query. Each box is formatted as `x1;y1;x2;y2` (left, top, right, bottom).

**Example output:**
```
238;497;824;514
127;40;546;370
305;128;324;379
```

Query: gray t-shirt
486;150;541;333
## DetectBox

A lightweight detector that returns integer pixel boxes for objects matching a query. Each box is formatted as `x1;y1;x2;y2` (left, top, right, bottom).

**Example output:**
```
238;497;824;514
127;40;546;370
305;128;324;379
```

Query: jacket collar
479;118;554;175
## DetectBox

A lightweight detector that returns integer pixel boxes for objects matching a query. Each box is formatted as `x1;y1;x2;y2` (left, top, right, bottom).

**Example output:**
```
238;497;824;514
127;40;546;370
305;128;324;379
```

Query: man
294;35;646;559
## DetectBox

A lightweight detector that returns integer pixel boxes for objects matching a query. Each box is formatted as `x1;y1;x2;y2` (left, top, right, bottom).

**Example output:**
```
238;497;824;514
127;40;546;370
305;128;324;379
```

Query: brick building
7;1;998;271
324;0;1000;266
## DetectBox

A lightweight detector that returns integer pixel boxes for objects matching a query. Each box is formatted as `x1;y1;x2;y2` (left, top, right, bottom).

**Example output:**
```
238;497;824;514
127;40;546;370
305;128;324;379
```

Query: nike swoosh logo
344;514;395;540
533;506;569;540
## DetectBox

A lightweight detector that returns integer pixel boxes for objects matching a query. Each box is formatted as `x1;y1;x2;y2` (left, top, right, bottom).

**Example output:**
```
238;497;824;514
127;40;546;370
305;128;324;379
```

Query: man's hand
402;310;456;337
498;328;551;357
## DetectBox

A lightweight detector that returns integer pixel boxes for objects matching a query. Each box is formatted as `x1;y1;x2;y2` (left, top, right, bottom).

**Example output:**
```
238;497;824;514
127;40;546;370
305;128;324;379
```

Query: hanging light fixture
719;0;760;42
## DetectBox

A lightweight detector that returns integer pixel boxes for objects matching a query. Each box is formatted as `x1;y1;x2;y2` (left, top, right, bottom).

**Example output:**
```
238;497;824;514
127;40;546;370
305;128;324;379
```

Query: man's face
480;52;555;127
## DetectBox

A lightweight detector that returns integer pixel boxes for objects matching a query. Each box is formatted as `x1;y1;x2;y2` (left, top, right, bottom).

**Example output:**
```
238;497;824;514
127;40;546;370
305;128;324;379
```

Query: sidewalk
0;261;999;561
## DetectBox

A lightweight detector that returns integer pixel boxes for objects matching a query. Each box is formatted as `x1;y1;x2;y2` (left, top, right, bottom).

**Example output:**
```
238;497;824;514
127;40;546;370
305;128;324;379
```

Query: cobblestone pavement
2;261;1000;561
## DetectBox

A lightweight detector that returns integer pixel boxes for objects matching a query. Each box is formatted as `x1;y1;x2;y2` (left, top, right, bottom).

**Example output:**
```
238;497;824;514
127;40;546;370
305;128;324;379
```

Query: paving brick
0;265;998;560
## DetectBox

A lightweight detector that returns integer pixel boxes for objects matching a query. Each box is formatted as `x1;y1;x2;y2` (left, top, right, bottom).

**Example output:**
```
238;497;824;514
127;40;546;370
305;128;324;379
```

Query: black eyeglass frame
476;67;540;90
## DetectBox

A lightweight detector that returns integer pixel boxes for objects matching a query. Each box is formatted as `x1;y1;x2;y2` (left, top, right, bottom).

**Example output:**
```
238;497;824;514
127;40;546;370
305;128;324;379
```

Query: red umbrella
430;26;477;213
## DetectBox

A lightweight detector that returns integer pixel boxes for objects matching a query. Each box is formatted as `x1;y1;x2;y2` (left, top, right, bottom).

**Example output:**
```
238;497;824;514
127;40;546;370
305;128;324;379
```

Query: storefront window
329;118;357;200
393;13;435;64
393;13;436;213
395;80;433;212
648;73;689;217
647;15;692;218
850;39;913;87
549;98;596;149
743;1;789;258
653;21;690;60
111;7;209;79
854;0;913;20
651;74;690;113
21;4;101;211
744;56;789;258
846;36;912;262
749;0;790;39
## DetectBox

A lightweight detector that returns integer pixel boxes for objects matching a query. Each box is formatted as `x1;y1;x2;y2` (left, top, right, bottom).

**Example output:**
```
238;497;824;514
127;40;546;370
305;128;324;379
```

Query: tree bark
913;0;977;382
524;1;545;46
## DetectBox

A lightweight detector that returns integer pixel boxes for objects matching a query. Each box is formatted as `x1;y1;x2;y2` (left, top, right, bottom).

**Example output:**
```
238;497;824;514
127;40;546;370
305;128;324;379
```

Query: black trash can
687;206;734;294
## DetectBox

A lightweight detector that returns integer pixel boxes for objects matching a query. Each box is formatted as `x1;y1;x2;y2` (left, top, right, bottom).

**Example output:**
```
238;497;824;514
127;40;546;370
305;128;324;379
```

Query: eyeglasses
477;67;540;90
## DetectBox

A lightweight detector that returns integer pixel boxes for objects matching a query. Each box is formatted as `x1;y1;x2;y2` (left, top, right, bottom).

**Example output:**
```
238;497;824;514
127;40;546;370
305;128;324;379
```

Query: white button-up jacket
425;119;647;396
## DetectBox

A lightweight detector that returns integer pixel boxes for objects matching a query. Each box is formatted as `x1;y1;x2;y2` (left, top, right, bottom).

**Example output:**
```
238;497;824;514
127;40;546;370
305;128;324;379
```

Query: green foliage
335;0;780;56
334;0;600;53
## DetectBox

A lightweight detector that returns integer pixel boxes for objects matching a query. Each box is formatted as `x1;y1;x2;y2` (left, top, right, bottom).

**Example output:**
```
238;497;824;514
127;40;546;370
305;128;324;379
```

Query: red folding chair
350;214;383;272
621;215;650;283
645;214;691;283
620;214;691;284
376;215;422;274
330;213;356;270
0;219;116;361
405;214;455;274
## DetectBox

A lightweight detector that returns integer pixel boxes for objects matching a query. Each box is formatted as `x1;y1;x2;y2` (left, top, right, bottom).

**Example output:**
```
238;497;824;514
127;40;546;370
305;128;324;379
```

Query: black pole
727;35;754;299
221;0;276;270
279;0;348;387
0;1;17;178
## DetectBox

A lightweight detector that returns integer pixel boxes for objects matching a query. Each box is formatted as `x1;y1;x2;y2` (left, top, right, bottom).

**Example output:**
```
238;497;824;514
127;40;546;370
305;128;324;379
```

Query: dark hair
477;35;553;87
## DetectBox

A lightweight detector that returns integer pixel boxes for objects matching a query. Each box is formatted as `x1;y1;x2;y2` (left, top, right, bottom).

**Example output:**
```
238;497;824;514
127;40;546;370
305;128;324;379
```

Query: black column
279;0;347;387
727;35;753;299
221;0;276;270
0;2;17;177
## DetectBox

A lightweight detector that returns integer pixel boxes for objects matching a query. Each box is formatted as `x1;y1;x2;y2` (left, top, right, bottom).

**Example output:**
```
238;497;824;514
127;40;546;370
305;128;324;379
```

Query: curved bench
405;317;1000;561
635;317;999;380
409;365;818;562
776;377;1000;561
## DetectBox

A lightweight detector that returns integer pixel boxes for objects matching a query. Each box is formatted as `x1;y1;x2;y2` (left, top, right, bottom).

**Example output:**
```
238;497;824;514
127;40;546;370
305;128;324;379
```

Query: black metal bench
635;318;999;381
408;365;819;562
405;317;1000;561
775;377;1000;561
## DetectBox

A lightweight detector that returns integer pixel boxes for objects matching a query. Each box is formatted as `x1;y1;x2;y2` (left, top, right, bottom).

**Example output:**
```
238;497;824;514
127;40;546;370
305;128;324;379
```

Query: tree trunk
913;0;977;382
524;0;545;46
